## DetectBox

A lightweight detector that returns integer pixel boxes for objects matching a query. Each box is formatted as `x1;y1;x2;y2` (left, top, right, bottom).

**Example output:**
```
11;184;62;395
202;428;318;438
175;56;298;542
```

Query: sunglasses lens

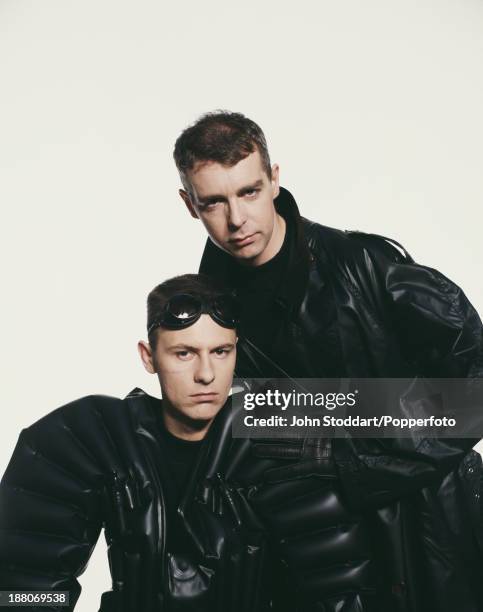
212;295;239;327
165;294;201;325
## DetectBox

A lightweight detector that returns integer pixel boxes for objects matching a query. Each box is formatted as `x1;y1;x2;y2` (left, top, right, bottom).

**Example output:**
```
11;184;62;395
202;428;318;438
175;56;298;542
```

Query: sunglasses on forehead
147;293;239;334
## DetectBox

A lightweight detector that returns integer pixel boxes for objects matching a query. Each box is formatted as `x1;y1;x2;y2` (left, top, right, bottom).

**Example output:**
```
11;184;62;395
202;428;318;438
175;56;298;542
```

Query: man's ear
179;189;199;220
138;340;156;374
271;163;280;199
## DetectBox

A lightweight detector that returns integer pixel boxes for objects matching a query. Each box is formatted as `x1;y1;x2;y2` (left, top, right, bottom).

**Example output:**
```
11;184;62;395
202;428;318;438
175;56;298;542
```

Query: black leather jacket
199;187;483;611
0;390;268;612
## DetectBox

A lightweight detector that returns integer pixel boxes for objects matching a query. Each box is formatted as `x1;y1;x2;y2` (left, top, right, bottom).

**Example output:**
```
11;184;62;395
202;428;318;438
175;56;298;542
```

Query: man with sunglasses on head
0;274;269;612
173;112;483;611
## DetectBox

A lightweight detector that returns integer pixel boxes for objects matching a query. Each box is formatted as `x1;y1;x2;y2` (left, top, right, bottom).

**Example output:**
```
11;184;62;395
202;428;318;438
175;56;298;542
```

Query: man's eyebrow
236;179;263;196
167;343;235;352
197;180;264;205
197;193;227;205
168;344;198;352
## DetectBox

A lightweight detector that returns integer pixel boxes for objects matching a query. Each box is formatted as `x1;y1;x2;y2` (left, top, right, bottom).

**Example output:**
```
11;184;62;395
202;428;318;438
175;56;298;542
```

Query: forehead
155;314;236;349
188;150;266;197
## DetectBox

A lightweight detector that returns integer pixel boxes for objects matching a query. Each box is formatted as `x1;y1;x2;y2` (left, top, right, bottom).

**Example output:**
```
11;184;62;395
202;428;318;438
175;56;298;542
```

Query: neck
251;212;286;267
161;403;211;441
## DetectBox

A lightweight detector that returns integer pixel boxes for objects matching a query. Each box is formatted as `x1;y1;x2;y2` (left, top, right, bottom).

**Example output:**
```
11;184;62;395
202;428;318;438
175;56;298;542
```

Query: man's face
139;315;236;429
180;150;281;266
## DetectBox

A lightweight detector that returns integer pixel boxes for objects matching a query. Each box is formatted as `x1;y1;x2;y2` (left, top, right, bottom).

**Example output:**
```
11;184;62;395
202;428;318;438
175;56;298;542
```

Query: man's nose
194;354;215;385
227;198;247;231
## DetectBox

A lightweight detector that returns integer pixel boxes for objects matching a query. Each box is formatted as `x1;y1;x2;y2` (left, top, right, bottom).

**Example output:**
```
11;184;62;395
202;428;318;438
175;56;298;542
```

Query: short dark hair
147;273;234;347
173;110;272;191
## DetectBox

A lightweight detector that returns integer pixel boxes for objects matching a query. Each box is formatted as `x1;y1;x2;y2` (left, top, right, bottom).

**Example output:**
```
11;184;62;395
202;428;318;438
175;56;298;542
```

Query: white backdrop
1;1;482;609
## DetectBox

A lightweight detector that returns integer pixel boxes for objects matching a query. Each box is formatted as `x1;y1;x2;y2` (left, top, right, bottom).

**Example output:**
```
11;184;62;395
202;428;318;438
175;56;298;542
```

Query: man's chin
188;402;223;421
225;243;263;263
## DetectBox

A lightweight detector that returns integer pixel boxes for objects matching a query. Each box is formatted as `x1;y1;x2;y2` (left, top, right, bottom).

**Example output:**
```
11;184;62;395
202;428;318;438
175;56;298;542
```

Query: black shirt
234;218;292;357
157;417;203;553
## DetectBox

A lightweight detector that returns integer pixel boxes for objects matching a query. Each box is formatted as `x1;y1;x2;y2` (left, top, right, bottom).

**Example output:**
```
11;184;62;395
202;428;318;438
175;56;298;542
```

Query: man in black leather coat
173;111;483;611
0;274;268;612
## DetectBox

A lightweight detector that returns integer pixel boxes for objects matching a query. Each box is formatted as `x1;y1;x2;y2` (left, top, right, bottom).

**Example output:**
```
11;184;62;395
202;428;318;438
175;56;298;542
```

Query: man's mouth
190;392;219;403
229;233;256;247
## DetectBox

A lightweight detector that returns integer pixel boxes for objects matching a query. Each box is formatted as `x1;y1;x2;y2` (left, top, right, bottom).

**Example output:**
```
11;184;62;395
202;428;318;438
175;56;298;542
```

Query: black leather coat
0;390;268;612
199;187;483;611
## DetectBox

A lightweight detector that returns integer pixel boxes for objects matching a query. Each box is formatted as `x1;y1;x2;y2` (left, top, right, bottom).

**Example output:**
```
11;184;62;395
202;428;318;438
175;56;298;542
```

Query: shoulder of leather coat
27;393;124;430
9;392;159;491
300;218;414;268
26;389;155;433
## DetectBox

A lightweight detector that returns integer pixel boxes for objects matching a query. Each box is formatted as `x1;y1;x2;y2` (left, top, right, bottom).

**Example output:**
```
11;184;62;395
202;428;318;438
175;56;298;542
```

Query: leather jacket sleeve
0;406;104;611
333;232;483;509
371;234;482;378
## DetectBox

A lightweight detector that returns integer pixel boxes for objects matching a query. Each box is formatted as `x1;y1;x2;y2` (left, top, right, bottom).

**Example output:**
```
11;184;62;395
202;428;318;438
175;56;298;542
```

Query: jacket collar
198;186;311;316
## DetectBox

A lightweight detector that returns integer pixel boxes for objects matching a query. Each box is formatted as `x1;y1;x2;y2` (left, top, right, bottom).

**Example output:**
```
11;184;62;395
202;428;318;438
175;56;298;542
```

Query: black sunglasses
148;293;239;334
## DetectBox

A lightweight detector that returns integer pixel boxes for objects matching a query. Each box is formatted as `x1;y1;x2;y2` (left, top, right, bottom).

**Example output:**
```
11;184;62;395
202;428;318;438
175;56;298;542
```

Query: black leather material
219;436;483;612
199;186;483;611
0;391;270;612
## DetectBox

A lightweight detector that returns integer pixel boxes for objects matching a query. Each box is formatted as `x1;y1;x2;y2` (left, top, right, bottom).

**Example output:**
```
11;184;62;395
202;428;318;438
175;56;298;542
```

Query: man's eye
200;200;221;211
244;189;259;198
175;350;192;360
214;348;231;358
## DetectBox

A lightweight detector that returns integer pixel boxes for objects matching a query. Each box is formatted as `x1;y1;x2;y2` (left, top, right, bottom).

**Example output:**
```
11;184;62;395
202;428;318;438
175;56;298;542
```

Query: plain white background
1;1;482;609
